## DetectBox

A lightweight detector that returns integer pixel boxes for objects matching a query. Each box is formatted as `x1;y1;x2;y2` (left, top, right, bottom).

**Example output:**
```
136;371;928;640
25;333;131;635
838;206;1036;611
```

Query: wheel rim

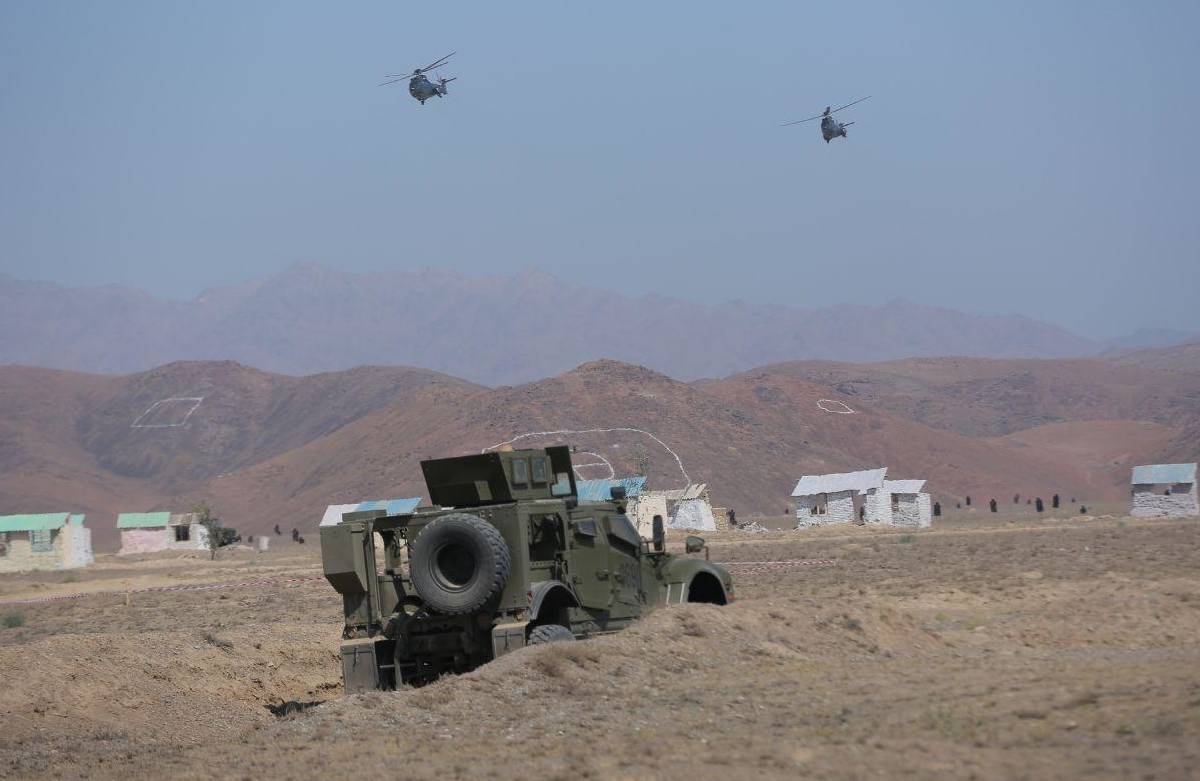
432;542;476;591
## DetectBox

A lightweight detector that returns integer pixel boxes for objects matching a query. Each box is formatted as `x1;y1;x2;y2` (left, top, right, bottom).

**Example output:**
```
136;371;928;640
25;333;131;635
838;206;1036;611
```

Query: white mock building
883;480;933;528
792;468;888;527
117;512;209;555
1130;463;1198;518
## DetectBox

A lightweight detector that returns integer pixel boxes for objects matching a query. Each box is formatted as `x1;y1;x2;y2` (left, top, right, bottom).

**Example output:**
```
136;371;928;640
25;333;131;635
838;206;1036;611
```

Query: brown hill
0;361;476;547
3;355;1197;550
200;361;1130;540
1110;341;1200;372
737;356;1200;437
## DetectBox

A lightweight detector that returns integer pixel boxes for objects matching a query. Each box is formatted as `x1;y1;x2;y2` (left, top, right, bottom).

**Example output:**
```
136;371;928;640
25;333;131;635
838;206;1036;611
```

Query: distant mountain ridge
0;265;1190;385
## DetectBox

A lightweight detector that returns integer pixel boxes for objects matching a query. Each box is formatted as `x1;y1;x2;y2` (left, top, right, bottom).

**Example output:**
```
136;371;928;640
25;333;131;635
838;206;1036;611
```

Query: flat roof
117;511;171;529
792;468;887;497
1131;463;1196;485
0;513;72;533
883;479;927;494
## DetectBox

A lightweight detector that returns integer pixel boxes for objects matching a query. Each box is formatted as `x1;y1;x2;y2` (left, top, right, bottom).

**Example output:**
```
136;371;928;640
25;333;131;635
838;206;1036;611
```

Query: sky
1;1;1197;339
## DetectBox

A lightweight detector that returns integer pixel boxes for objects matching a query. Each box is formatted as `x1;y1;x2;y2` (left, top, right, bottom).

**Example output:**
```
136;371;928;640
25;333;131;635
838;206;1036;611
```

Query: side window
511;458;529;486
30;529;53;552
550;472;573;497
531;457;548;484
607;514;641;552
573;518;597;538
528;514;562;561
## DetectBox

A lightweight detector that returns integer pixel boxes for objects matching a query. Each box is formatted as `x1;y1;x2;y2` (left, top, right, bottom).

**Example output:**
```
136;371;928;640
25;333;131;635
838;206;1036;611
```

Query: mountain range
3;265;1194;385
2;344;1197;550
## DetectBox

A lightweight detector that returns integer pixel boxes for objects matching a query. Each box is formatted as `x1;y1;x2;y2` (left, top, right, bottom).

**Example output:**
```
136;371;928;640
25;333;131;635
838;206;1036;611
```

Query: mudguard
528;580;580;621
657;557;734;605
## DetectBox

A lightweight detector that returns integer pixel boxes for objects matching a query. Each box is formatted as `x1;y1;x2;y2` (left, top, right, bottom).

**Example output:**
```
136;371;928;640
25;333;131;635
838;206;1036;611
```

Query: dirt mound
0;620;338;777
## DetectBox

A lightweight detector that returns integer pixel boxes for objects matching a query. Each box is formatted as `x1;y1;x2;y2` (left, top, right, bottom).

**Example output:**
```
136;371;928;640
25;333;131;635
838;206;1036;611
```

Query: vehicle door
602;511;645;619
566;514;613;610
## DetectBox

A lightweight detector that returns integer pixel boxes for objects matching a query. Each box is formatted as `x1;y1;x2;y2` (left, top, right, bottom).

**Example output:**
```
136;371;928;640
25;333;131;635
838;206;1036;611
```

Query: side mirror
684;535;706;554
652;515;665;552
610;485;627;501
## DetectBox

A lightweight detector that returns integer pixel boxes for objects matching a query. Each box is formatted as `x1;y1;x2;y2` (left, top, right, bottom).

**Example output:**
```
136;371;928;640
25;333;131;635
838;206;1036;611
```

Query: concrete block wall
796;490;855;527
865;488;892;524
61;524;94;568
0;529;78;573
118;528;168;555
166;523;209;551
1131;484;1199;518
119;523;209;555
631;494;670;538
892;493;933;528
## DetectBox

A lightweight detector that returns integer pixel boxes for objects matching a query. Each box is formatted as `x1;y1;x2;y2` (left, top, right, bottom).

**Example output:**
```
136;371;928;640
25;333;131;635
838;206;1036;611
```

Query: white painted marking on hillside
817;399;855;415
571;451;616;480
131;397;204;428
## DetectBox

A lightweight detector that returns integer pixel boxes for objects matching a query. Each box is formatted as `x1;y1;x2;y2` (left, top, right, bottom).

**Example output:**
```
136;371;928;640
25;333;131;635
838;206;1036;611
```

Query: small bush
3;612;25;629
898;534;915;544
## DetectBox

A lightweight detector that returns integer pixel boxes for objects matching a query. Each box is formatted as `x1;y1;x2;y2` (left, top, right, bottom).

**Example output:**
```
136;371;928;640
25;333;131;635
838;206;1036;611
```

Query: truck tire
409;513;510;614
528;624;575;645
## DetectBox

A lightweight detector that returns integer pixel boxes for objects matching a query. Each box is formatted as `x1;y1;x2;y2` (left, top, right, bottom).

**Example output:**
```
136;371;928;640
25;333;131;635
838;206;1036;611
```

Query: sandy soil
2;514;1198;780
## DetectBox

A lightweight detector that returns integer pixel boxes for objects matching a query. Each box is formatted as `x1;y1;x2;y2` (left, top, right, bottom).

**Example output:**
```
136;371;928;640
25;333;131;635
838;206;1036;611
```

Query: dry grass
1;514;1198;780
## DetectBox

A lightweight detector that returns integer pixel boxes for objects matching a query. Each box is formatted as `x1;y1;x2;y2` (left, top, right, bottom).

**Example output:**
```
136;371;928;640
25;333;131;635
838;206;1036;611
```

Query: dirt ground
2;514;1198;780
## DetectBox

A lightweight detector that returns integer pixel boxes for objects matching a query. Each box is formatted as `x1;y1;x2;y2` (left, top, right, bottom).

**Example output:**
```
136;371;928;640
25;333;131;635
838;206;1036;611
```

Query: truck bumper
491;621;529;659
340;637;393;694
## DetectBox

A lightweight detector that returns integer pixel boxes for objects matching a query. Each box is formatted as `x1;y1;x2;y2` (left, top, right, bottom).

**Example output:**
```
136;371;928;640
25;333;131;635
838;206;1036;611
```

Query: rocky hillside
3;352;1196;550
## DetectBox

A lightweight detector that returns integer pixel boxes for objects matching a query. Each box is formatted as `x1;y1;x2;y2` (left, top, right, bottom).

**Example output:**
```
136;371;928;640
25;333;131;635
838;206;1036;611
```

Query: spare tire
409;513;511;614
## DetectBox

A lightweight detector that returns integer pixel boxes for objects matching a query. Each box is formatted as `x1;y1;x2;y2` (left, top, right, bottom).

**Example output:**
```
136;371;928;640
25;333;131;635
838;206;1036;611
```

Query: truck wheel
409;513;510;614
528;624;575;645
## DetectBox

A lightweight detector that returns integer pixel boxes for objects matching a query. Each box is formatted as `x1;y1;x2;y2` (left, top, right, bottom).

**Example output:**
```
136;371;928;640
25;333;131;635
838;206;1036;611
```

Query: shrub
2;612;25;629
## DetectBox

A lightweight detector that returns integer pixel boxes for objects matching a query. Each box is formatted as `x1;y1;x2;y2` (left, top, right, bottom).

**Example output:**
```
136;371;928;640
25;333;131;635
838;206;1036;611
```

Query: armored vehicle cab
321;446;734;691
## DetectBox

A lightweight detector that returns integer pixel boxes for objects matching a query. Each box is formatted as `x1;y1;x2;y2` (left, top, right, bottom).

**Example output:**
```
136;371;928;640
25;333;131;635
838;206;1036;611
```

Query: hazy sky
1;1;1197;338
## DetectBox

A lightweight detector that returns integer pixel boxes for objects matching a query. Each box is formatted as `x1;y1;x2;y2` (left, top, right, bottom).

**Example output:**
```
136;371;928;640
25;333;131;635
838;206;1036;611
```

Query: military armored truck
321;446;734;692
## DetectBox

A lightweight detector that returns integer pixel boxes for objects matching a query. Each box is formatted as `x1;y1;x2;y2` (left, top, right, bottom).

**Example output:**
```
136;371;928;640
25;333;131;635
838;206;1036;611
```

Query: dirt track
2;515;1198;780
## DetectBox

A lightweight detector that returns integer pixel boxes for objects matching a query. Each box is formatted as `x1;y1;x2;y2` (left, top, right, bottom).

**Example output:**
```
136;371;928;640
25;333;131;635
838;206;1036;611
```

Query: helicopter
379;52;457;104
782;96;870;143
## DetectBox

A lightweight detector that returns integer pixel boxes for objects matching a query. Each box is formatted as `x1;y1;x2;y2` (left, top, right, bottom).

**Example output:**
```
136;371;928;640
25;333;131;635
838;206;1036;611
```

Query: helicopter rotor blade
828;95;870;115
780;114;825;127
418;51;456;73
378;76;409;87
